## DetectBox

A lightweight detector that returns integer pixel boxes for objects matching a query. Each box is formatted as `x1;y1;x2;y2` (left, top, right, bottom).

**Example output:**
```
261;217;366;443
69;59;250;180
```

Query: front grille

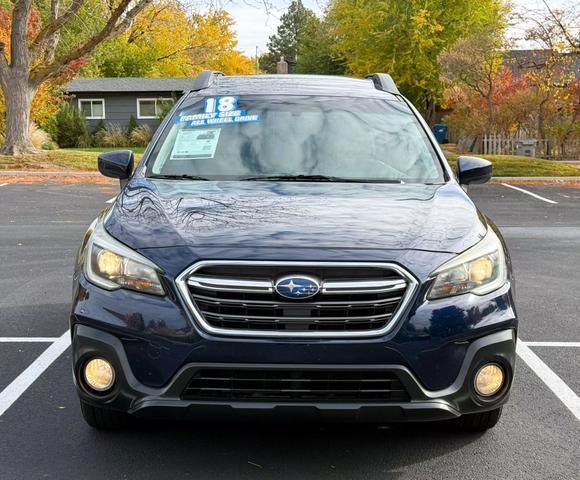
177;262;417;338
182;368;410;403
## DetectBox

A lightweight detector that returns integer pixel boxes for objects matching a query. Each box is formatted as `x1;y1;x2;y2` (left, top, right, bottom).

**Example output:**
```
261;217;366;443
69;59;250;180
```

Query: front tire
455;407;503;432
80;400;130;430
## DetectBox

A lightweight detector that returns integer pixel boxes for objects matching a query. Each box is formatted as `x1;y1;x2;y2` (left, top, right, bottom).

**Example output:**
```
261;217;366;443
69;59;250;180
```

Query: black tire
80;400;131;430
455;407;503;432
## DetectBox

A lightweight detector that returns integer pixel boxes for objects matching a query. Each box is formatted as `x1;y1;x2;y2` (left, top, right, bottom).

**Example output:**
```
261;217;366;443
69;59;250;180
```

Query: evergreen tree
296;15;346;75
54;104;89;148
259;1;316;73
127;115;139;135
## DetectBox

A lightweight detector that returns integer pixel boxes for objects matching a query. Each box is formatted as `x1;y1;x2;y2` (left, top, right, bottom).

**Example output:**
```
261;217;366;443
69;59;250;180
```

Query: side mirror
98;150;134;187
456;156;492;185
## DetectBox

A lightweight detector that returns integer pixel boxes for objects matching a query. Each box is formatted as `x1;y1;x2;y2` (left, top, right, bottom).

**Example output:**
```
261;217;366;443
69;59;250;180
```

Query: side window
78;99;105;119
137;98;173;119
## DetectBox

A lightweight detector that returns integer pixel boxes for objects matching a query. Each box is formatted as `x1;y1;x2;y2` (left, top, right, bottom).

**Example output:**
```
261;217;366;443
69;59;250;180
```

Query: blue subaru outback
71;72;517;431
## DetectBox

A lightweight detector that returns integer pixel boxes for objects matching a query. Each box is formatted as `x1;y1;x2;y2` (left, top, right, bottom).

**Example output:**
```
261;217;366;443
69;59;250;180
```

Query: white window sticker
170;128;221;160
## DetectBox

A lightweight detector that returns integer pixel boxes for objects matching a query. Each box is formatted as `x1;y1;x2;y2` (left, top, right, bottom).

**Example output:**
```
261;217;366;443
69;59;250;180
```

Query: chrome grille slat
191;292;402;307
322;278;407;294
202;312;393;322
175;261;418;338
187;275;273;293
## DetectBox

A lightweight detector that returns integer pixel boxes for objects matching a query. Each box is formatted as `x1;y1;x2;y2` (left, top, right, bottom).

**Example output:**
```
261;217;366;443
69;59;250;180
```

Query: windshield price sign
176;96;261;127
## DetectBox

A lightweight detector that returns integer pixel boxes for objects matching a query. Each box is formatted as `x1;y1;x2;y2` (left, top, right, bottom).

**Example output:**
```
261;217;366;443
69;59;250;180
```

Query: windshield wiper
149;174;211;181
241;175;402;183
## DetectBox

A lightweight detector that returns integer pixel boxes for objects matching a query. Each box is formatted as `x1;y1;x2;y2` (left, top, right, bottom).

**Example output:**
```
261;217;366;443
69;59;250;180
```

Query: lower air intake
182;368;410;403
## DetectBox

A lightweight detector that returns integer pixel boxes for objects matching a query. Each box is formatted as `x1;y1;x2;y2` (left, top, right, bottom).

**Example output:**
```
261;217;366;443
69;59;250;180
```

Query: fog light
474;363;504;397
84;358;115;392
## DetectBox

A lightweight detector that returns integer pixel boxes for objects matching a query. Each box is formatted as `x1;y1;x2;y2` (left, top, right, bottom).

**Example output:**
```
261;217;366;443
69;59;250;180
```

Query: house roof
66;74;397;99
504;50;580;78
65;77;194;93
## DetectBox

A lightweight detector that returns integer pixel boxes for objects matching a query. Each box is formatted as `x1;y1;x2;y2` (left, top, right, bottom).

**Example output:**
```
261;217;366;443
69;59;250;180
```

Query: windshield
146;95;445;183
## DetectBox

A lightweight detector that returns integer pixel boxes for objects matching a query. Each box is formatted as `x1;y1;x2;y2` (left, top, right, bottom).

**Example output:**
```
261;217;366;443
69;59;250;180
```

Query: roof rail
192;70;225;91
365;73;400;95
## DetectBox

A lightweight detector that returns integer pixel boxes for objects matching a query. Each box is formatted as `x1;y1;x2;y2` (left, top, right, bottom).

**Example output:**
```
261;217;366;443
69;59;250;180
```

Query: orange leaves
0;6;42;62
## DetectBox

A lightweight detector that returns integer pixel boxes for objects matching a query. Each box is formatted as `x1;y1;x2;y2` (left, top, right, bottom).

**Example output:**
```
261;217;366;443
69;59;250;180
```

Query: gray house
65;77;194;131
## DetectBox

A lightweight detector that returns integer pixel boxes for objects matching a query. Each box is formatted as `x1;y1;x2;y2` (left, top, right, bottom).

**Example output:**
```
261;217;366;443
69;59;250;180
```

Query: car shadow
82;418;485;478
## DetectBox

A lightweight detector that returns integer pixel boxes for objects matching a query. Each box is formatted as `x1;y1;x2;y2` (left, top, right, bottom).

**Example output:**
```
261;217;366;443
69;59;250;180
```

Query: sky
217;0;572;57
221;0;324;56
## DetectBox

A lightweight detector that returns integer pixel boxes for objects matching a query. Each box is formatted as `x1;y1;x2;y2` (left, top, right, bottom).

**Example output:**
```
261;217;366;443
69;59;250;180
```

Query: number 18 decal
204;96;238;114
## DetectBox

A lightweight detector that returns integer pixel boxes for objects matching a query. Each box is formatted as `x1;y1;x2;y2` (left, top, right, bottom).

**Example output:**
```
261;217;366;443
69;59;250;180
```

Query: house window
137;98;173;119
78;99;105;119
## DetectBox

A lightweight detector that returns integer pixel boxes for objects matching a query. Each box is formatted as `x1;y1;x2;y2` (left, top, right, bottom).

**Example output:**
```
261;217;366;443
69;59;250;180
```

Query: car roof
186;74;399;100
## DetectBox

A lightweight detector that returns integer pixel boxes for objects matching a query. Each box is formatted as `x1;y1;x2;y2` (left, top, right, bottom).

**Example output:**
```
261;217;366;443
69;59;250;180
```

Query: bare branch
155;38;229;62
31;0;85;59
44;0;62;61
541;0;579;51
30;0;154;85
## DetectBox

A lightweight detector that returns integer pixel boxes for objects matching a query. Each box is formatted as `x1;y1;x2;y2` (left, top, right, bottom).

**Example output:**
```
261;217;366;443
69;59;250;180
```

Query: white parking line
0;330;70;417
0;337;60;343
106;196;116;204
517;341;580;422
0;334;578;421
502;183;558;204
0;183;8;187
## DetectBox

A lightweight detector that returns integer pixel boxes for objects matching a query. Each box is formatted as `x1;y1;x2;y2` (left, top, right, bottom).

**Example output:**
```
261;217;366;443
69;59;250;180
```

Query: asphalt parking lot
0;180;579;479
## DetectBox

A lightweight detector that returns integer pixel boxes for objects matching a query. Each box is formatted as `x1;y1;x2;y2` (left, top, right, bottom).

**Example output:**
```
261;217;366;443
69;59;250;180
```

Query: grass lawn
1;146;579;177
70;147;146;154
0;148;143;171
443;151;580;177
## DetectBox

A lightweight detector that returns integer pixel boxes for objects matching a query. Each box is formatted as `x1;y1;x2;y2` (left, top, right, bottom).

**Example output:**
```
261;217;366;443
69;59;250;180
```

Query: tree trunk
486;94;494;134
0;75;37;156
537;96;548;157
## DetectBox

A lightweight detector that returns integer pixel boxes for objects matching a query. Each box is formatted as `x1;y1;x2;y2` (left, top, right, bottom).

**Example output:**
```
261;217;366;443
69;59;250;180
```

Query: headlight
84;219;165;296
427;228;507;300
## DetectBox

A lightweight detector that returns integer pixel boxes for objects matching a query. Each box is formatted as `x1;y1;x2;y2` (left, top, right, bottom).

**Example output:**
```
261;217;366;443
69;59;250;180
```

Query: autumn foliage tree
326;0;507;120
82;4;253;77
440;26;506;132
0;0;256;155
0;0;158;155
441;0;579;155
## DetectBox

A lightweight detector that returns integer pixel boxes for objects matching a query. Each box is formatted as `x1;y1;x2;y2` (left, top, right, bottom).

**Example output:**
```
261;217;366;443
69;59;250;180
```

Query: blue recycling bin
432;124;448;144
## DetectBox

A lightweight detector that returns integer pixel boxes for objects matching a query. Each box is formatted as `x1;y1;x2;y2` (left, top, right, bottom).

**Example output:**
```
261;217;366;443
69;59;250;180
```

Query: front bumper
73;325;516;423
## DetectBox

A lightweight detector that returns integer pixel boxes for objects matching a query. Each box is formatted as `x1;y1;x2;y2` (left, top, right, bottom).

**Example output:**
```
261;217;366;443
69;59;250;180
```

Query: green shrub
129;124;153;147
157;97;175;121
54;104;89;148
41;115;58;142
127;114;138;135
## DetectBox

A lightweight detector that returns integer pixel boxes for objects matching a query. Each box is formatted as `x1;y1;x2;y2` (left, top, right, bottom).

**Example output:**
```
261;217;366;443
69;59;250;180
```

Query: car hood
105;178;486;254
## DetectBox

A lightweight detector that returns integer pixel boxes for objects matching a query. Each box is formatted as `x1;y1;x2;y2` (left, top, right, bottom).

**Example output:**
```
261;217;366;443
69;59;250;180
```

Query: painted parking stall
0;182;579;480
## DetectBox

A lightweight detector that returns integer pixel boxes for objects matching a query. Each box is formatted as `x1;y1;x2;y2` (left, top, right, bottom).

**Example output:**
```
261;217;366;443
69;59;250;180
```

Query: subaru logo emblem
274;275;321;300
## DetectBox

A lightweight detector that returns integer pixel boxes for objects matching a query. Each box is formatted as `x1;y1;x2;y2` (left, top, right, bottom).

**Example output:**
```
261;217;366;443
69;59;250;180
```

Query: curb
1;171;580;185
490;177;580;185
0;170;101;176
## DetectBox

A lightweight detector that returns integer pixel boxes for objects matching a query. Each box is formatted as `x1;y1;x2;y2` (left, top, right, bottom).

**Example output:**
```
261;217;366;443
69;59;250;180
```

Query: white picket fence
482;134;549;157
482;134;580;160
